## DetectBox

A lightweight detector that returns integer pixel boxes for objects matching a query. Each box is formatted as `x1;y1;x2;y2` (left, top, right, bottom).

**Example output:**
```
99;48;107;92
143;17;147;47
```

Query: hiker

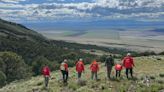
76;58;85;80
105;55;114;79
60;59;69;83
42;64;51;88
122;53;135;79
115;63;123;78
90;60;99;80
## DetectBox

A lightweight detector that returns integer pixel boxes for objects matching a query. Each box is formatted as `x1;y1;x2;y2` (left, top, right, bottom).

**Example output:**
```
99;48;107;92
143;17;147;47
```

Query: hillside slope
0;19;97;65
0;56;164;92
0;19;45;41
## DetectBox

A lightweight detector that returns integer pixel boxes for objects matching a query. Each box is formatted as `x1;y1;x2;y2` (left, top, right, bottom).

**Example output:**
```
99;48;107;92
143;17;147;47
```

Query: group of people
42;53;135;87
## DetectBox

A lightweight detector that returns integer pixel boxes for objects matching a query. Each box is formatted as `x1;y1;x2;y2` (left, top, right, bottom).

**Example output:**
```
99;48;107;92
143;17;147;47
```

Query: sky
0;0;164;30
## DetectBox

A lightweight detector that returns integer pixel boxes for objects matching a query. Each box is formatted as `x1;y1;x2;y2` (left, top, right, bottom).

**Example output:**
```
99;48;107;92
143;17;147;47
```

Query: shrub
0;51;31;83
68;82;79;91
157;80;164;84
150;76;155;80
0;71;6;87
159;74;164;77
32;56;53;76
77;79;87;86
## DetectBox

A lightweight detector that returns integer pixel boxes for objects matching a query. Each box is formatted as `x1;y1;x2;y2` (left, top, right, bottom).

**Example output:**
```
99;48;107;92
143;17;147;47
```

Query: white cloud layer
0;0;26;3
0;0;164;22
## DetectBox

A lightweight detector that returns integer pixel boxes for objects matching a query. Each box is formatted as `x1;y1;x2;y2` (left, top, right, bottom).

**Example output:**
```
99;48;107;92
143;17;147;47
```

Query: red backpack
42;66;50;76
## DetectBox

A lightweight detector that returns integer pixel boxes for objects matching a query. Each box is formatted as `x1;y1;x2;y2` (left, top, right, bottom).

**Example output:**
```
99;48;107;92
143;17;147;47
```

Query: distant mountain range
23;19;164;31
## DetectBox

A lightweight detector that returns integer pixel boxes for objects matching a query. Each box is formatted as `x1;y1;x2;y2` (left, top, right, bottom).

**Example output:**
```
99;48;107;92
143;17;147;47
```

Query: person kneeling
115;63;123;78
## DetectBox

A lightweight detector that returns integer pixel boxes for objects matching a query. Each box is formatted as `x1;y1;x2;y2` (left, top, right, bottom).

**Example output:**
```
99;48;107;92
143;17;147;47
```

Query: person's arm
90;64;92;70
111;58;114;66
122;58;125;67
97;64;99;71
41;68;44;75
76;63;78;72
131;57;135;67
81;63;85;72
105;58;107;66
48;67;51;78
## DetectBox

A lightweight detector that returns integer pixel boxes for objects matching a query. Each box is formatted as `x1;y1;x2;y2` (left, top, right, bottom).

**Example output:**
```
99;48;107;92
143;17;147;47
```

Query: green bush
68;82;80;91
159;73;164;77
0;71;6;87
150;76;155;80
32;56;54;76
0;51;31;83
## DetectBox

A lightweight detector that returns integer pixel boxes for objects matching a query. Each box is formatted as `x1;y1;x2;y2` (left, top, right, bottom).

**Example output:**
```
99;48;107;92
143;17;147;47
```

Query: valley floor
41;30;164;52
0;56;164;92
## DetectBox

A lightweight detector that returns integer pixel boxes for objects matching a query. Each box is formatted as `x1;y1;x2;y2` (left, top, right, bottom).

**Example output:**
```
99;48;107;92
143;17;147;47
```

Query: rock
77;79;86;86
32;88;40;92
127;84;136;92
142;76;151;87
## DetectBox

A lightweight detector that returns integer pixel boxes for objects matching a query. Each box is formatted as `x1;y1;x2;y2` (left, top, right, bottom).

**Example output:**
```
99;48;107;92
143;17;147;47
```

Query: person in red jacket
115;63;123;78
122;53;135;79
90;60;99;80
42;64;51;88
60;59;69;83
76;58;85;79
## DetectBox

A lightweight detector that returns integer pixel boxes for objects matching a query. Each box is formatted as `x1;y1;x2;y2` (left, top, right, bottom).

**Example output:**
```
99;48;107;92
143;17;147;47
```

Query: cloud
0;0;164;22
0;0;27;3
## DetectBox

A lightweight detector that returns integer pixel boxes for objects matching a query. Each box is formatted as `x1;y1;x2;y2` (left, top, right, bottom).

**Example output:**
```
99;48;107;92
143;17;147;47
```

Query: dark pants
61;70;68;83
115;70;121;78
125;68;133;78
44;76;49;87
78;72;82;79
107;66;113;79
91;71;98;80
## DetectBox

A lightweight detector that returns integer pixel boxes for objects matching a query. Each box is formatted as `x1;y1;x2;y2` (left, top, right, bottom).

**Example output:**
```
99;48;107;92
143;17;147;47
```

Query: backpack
92;63;97;69
106;57;114;66
43;67;48;74
77;62;83;69
60;63;65;70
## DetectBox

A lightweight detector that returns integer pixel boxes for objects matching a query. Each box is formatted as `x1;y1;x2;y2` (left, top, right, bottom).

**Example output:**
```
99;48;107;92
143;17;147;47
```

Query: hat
64;59;67;62
79;58;83;61
127;53;131;56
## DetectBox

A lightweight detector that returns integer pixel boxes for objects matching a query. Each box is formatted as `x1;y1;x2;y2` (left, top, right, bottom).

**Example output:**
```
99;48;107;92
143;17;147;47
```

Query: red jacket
76;61;84;73
123;56;134;68
90;61;99;72
42;66;50;76
115;64;123;71
60;62;68;71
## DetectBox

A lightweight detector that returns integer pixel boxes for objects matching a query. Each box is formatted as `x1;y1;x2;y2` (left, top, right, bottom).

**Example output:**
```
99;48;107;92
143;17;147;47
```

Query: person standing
105;55;114;79
90;60;99;80
42;64;51;88
114;63;123;78
60;59;69;83
76;58;85;80
122;53;135;79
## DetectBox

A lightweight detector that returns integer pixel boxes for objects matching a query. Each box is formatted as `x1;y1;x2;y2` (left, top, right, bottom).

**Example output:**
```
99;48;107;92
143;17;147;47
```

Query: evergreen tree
0;52;31;82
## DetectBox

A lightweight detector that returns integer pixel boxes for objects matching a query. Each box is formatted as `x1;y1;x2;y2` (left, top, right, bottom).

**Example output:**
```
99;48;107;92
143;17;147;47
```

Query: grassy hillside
0;18;98;65
0;19;98;86
0;56;163;92
0;19;45;41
